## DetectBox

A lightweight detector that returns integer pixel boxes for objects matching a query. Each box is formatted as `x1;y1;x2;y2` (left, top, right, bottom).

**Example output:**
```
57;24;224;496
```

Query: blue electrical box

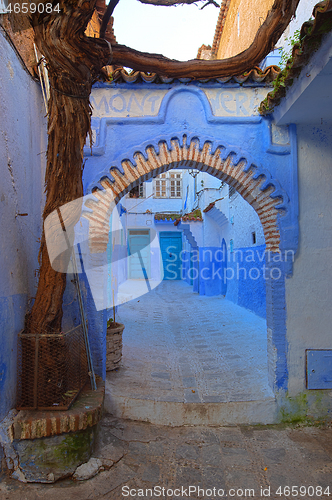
306;350;332;389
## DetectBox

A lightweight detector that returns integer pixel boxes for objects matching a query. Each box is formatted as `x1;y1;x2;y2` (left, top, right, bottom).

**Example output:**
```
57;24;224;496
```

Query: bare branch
200;0;219;9
137;0;202;6
111;0;300;77
100;0;120;39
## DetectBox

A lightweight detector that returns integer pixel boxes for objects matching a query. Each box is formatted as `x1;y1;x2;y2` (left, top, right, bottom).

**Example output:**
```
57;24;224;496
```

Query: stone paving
105;281;274;424
3;282;331;497
1;416;332;500
112;280;272;405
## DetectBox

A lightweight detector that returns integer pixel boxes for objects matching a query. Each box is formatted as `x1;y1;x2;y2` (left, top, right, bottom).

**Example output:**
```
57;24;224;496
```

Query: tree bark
26;0;110;334
112;0;300;77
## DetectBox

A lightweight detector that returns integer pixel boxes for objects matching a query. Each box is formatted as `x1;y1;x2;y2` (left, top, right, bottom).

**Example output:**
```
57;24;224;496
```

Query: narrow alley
106;281;275;425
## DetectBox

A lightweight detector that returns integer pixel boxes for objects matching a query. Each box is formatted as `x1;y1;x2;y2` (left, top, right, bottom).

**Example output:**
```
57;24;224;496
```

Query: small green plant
259;29;304;114
278;29;302;69
107;318;114;328
259;13;332;115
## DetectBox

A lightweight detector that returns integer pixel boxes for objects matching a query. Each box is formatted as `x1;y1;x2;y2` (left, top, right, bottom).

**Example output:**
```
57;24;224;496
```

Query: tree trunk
26;0;110;334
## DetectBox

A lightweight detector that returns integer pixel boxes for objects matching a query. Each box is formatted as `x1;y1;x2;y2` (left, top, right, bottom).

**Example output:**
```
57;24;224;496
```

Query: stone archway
84;135;288;255
83;133;292;394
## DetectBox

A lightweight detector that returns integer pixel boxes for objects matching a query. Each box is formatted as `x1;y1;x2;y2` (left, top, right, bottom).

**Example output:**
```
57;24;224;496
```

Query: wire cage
17;324;89;411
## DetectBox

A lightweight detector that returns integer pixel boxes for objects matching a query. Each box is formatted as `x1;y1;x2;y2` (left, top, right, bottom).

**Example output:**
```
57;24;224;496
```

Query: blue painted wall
74;220;108;379
265;257;288;390
198;246;227;297
181;246;200;293
226;245;267;318
182;245;196;286
0;33;47;421
0;295;25;419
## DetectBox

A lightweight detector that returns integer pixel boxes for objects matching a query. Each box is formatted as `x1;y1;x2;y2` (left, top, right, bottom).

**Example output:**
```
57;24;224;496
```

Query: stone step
104;389;278;426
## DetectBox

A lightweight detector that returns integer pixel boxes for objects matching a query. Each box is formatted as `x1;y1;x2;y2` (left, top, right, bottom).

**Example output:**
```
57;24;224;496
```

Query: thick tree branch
112;0;300;77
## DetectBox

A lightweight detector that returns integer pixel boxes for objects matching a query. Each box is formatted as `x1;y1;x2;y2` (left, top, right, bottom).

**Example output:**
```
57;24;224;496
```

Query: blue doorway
159;232;182;280
128;229;151;279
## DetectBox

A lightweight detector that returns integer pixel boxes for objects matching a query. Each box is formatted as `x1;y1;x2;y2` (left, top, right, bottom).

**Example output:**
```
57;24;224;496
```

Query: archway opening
85;137;290;424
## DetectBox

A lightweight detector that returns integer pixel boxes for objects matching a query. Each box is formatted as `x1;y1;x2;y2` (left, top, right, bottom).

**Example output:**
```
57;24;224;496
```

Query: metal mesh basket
17;324;89;410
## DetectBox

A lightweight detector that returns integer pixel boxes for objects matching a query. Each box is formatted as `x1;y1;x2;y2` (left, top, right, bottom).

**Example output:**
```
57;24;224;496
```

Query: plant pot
106;322;124;371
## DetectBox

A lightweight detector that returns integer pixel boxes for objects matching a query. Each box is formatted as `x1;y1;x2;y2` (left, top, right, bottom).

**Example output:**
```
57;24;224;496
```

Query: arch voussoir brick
85;137;284;253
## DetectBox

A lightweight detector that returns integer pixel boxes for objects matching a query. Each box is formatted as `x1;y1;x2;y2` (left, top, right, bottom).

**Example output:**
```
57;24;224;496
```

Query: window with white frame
170;172;182;198
139;183;145;198
154;171;182;198
154;174;167;198
129;183;145;198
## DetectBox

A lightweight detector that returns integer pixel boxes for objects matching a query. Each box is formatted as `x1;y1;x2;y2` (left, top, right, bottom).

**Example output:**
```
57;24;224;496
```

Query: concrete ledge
105;391;278;426
11;379;105;440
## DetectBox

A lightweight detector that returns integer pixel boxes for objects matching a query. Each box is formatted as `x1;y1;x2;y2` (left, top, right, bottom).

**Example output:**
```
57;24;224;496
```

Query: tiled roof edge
259;0;332;115
154;213;181;221
181;209;203;222
107;65;280;85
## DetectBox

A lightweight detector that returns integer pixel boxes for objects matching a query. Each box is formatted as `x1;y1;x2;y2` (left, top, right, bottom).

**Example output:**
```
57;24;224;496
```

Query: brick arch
84;135;287;253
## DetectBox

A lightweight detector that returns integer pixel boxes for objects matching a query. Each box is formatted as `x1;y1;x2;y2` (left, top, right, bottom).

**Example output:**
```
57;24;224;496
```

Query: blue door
159;232;182;280
128;230;150;279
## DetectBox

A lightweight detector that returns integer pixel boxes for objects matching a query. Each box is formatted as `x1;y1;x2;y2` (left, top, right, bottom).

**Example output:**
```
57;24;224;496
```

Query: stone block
4;381;105;483
12;426;97;482
73;457;103;481
96;442;124;463
106;323;124;371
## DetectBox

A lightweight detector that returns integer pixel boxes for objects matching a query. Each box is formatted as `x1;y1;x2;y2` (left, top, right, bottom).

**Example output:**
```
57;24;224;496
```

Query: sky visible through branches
112;0;219;61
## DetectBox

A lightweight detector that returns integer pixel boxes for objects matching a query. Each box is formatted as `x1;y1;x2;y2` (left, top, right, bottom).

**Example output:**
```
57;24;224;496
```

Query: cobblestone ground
112;281;271;404
1;416;332;500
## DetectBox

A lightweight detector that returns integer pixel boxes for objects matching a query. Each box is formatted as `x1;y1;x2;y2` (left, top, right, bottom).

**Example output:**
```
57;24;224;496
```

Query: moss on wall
278;391;332;425
13;426;97;482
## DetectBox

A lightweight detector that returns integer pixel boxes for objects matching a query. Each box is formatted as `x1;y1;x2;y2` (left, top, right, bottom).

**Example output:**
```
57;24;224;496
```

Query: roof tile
110;65;280;85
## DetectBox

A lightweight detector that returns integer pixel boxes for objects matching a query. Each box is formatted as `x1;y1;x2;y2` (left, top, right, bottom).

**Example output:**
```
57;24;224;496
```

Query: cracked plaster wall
0;32;47;426
286;122;332;396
